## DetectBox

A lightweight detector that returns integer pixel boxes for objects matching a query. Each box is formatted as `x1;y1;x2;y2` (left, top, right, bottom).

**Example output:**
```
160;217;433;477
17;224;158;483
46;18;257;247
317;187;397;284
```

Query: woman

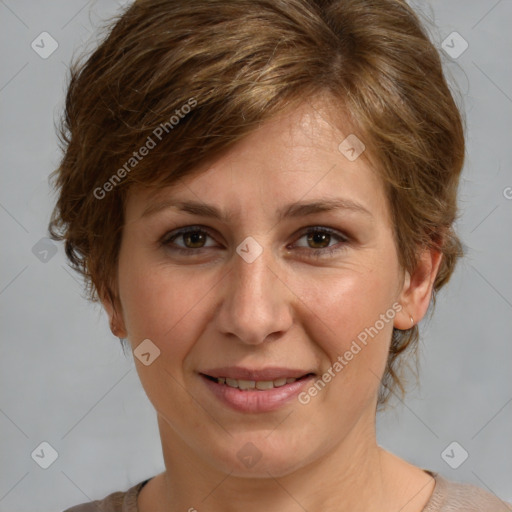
49;0;511;510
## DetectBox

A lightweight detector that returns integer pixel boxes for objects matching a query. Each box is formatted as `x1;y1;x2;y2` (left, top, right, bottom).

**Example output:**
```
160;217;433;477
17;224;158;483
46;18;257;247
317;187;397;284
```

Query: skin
102;96;442;512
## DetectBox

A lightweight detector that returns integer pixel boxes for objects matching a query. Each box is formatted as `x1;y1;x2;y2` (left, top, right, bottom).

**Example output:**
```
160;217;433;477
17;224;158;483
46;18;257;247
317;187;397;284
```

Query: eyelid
293;226;349;243
289;226;350;257
160;225;219;246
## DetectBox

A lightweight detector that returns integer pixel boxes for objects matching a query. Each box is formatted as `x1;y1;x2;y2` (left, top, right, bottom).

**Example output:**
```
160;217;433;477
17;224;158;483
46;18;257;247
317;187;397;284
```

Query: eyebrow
141;197;373;222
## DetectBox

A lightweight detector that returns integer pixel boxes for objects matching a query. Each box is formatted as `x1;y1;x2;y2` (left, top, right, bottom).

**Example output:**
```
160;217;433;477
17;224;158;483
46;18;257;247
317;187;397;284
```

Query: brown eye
162;227;217;253
293;227;349;258
181;231;208;249
306;231;332;249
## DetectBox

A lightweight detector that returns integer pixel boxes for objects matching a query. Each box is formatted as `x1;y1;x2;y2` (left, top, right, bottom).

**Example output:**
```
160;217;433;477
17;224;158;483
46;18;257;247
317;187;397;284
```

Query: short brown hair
48;0;465;406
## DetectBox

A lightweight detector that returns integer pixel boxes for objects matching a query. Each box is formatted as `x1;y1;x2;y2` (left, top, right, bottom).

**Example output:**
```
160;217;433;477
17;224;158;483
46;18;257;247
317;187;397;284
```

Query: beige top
63;470;512;511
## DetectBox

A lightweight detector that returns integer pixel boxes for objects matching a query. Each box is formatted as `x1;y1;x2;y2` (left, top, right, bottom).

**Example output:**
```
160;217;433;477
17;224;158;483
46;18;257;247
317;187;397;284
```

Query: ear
99;286;128;339
394;246;443;330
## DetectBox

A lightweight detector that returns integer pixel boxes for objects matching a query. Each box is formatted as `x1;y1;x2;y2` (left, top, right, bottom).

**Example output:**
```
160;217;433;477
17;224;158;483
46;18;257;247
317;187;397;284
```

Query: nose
214;238;294;346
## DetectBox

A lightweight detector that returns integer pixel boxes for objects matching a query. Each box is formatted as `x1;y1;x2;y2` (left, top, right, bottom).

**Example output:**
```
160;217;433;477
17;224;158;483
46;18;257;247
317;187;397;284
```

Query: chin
203;432;316;479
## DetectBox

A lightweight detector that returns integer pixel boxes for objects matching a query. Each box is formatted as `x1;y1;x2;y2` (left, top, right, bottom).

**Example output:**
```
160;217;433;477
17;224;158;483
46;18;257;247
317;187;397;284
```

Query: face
108;98;422;478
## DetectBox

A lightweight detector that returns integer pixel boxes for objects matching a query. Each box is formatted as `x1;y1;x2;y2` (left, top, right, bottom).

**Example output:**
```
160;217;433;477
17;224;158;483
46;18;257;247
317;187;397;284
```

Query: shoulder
424;471;512;512
62;479;150;512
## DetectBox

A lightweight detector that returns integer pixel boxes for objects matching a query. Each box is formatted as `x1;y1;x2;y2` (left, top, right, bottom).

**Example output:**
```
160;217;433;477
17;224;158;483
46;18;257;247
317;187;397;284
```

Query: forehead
125;98;389;225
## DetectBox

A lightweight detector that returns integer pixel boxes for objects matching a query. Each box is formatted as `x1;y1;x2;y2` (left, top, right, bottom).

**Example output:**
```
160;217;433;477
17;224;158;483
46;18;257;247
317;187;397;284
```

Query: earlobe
394;248;443;330
99;287;128;339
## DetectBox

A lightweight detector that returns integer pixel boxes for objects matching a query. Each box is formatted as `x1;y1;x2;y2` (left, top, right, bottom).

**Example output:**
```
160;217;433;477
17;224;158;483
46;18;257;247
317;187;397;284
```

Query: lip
198;367;316;413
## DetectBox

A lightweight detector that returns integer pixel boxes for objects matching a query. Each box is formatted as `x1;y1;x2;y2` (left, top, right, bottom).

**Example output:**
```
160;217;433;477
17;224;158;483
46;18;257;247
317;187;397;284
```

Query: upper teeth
216;377;298;390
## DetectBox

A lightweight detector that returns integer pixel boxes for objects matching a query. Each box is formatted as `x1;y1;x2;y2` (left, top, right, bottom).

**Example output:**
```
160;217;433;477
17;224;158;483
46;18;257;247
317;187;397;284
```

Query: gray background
0;1;511;511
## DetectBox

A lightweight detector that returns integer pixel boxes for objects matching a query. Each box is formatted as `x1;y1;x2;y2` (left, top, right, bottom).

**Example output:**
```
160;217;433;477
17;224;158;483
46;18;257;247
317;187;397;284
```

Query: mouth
200;373;315;391
198;368;316;413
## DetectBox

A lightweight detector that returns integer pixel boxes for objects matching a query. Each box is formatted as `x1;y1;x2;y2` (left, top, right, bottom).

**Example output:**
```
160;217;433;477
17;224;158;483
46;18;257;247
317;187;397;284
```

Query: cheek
298;252;400;402
117;246;206;359
305;264;397;350
118;263;212;412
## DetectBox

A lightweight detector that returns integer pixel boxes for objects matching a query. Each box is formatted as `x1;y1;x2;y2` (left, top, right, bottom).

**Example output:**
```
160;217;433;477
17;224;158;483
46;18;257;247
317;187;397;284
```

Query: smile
199;370;316;413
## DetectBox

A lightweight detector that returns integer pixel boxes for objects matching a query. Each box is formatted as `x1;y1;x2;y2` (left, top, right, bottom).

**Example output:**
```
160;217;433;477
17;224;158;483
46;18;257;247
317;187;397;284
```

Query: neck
151;408;405;512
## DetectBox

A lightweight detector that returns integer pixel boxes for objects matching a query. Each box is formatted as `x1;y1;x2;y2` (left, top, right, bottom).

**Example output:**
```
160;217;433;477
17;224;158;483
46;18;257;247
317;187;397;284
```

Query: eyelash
160;225;350;258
